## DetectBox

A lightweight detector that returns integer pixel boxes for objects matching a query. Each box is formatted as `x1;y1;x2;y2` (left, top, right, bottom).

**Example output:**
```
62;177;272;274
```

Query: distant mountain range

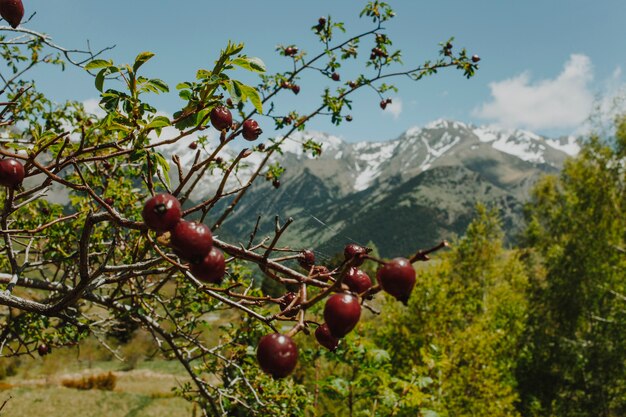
164;119;579;259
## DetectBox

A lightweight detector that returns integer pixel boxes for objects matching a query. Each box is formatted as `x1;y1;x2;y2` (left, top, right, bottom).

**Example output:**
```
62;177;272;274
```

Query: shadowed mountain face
180;120;577;258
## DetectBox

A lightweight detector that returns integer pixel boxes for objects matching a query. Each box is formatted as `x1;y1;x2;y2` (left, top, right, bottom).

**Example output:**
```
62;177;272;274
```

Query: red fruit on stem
104;197;114;206
318;17;326;26
345;115;353;122
315;323;339;351
324;293;361;338
331;72;340;82
242;119;262;141
0;158;24;188
210;106;233;131
380;100;387;110
377;257;416;305
344;267;372;294
256;333;298;378
313;265;330;281
279;291;299;317
170;220;213;261
142;193;182;232
0;0;24;28
190;247;225;284
272;179;280;189
284;46;298;57
291;84;300;95
189;141;198;150
298;249;315;269
472;54;481;63
37;343;50;357
344;243;367;266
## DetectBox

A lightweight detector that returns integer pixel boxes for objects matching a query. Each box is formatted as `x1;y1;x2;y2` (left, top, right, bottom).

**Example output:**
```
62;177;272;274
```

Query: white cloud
474;54;594;130
82;98;106;118
383;97;403;120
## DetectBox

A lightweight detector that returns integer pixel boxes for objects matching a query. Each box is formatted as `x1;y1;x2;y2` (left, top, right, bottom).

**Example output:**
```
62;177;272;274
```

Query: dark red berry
104;197;114;206
0;0;24;28
284;46;298;57
370;52;377;60
291;84;300;95
318;17;326;26
189;141;198;150
298;250;315;269
348;81;357;89
386;98;392;104
344;267;372;294
281;81;291;89
279;291;299;318
377;257;416;305
472;54;481;63
226;98;234;108
190;247;225;284
257;333;298;378
331;72;340;82
170;220;213;261
210;106;233;131
272;179;280;189
313;265;330;282
380;100;387;110
315;323;339;351
142;194;182;232
345;115;353;122
242;119;262;141
324;293;361;338
37;343;50;357
0;158;24;188
344;243;367;267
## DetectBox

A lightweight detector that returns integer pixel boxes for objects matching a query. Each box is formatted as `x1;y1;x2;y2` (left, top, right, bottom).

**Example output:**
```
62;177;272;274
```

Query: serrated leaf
231;56;266;73
85;59;112;71
147;116;171;129
133;51;155;72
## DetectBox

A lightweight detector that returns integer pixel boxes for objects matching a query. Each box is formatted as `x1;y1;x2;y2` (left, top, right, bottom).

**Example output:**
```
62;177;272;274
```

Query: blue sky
12;1;626;142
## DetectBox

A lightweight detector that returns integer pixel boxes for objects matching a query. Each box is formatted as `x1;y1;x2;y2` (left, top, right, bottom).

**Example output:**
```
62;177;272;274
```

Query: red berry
0;158;25;188
210;106;233;131
291;84;300;95
170;220;213;261
37;343;50;357
324;293;361;338
386;98;392;104
190;247;225;284
242;119;262;141
318;17;326;26
344;243;367;266
348;81;357;89
256;333;298;378
189;141;198;150
279;291;299;318
315;323;339;351
284;46;298;57
272;179;280;189
377;257;416;305
0;0;24;28
380;100;387;110
298;250;315;269
345;115;353;122
344;267;372;294
104;197;114;206
331;72;340;82
472;54;481;63
142;194;182;232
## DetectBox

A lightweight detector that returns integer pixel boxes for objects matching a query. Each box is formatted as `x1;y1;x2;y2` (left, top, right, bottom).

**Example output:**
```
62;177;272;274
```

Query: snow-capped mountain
162;120;578;257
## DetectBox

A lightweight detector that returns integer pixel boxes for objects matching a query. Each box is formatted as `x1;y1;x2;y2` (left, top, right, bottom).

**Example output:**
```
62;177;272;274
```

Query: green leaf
133;51;155;72
85;59;112;71
95;68;106;92
236;81;263;114
147;116;171;129
231;56;266;73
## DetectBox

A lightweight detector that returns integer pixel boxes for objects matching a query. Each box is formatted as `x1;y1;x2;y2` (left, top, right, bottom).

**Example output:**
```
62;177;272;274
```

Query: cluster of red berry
209;105;262;141
142;193;225;284
257;243;417;379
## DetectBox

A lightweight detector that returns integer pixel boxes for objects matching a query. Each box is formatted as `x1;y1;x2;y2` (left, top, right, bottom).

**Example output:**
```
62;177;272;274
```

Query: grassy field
0;354;195;417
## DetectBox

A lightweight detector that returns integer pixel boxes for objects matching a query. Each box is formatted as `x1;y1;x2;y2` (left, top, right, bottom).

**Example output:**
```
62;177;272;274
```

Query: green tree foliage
376;206;529;417
517;118;626;417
